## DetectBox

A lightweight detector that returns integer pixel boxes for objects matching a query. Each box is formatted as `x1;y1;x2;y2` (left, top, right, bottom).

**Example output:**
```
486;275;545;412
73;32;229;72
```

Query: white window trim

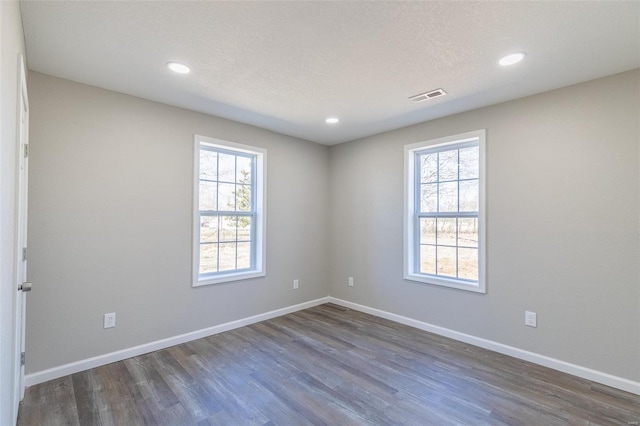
404;129;486;293
193;135;267;287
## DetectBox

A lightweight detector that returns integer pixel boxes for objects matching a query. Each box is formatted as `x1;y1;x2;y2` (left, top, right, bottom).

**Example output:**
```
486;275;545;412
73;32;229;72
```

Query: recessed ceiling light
499;52;526;66
167;62;191;74
325;117;339;124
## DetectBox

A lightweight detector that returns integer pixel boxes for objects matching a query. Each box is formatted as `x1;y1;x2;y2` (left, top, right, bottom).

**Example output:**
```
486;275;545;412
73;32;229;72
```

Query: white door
13;54;30;419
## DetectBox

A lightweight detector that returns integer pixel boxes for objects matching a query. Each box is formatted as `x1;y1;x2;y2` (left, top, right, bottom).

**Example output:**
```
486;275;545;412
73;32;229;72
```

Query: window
404;130;486;293
193;135;266;286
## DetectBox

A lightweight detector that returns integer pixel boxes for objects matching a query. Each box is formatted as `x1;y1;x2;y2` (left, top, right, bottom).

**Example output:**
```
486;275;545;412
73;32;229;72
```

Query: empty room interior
1;1;639;425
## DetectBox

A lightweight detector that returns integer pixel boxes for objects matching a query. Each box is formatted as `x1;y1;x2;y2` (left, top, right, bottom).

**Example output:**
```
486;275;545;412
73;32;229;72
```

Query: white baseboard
25;297;330;387
26;295;640;396
327;297;640;396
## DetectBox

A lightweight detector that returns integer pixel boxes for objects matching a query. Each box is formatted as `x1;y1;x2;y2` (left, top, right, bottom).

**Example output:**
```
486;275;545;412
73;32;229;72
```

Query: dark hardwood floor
17;303;640;425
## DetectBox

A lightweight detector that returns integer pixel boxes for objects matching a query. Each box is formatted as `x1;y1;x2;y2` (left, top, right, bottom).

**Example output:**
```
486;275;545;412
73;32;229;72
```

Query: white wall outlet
293;279;299;290
104;312;116;329
525;311;537;328
348;277;354;287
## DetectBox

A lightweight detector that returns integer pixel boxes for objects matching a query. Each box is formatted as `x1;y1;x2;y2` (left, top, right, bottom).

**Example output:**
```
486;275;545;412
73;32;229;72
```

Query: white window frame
193;135;266;287
404;129;486;293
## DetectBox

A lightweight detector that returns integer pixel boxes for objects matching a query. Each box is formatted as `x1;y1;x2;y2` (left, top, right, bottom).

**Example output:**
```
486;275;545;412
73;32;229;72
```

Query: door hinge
20;352;25;366
24;144;29;158
23;247;27;262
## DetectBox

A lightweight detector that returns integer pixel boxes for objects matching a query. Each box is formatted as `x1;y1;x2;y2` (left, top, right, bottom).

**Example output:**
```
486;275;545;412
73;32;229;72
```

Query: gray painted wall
26;72;330;373
0;1;26;423
26;69;639;384
329;69;640;381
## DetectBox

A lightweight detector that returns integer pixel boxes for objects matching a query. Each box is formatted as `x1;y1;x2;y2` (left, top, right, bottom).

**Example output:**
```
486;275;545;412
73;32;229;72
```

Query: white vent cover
409;88;447;102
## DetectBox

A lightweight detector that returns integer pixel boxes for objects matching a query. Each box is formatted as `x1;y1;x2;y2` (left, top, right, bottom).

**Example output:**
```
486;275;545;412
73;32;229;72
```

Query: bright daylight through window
193;135;266;286
404;130;486;293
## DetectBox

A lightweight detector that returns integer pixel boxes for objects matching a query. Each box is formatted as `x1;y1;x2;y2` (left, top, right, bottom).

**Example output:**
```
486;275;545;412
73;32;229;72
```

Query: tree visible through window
418;144;479;280
405;130;486;293
194;136;265;286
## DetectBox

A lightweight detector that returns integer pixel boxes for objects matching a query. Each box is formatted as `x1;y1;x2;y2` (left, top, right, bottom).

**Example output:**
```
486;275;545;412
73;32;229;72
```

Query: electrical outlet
104;312;116;329
293;279;299;290
348;277;354;287
525;311;537;328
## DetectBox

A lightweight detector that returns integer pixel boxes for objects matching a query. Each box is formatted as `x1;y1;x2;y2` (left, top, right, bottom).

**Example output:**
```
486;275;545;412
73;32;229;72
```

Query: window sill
404;273;486;294
194;270;265;287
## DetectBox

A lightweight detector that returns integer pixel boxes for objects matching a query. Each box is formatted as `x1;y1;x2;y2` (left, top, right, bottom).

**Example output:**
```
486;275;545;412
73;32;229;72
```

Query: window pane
420;184;437;212
220;216;237;242
437;246;457;278
237;216;252;241
459;146;479;180
407;136;482;290
437;218;457;246
218;183;236;211
439;150;458;181
200;243;218;274
458;248;478;280
236;184;252;212
237;156;252;184
420;153;437;183
199;181;217;211
420;218;436;245
200;150;217;180
195;140;264;285
420;245;436;274
218;243;236;271
459;180;478;212
200;216;218;243
237;242;251;269
218;153;236;183
438;182;458;212
458;218;478;248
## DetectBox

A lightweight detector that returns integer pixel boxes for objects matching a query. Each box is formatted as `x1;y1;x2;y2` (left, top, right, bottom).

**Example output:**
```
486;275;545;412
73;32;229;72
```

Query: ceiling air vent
409;88;447;102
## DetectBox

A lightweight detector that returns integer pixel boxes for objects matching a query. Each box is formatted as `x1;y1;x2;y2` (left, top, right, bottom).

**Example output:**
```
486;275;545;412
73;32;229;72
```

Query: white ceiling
20;1;640;145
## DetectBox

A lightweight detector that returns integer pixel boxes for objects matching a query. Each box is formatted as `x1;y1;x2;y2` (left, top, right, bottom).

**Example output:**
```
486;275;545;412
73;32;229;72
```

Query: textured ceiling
20;1;640;145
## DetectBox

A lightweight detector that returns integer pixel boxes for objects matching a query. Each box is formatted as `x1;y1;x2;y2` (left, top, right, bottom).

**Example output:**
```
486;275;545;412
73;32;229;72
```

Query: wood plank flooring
17;303;640;425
